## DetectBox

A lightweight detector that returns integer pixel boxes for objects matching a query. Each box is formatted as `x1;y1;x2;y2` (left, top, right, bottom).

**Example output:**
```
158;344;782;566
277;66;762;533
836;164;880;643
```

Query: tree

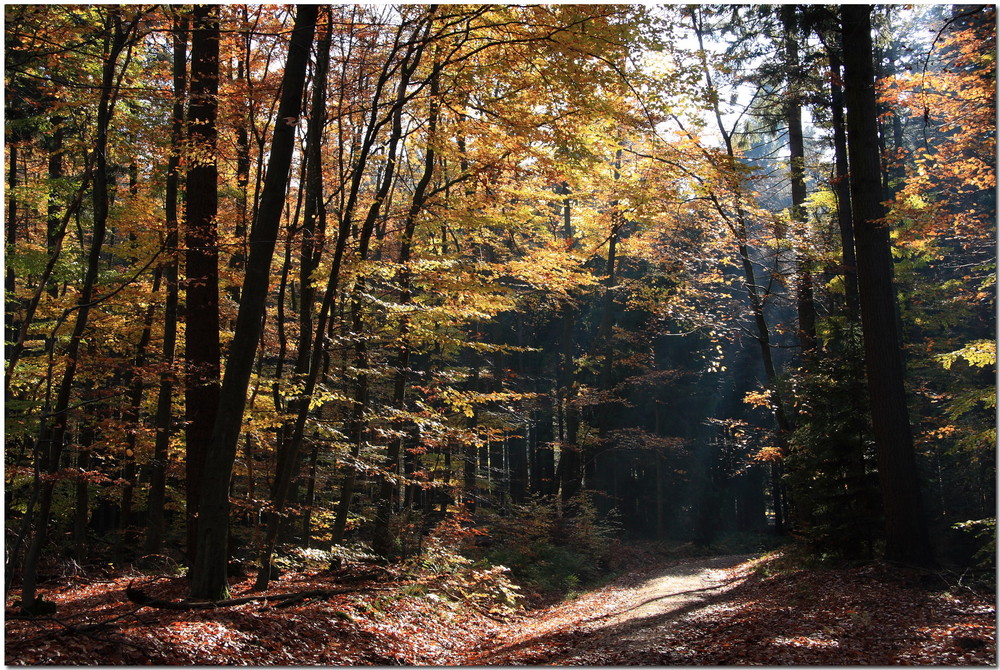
146;12;187;555
183;4;222;564
841;4;933;567
190;4;317;601
781;5;818;359
15;7;146;611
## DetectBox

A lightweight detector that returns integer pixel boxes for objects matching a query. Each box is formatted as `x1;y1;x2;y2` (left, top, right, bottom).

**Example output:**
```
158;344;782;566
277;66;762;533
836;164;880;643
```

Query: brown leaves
5;562;508;666
6;552;996;666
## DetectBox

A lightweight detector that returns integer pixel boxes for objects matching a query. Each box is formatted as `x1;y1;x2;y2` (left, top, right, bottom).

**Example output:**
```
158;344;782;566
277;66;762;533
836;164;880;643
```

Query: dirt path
461;554;755;665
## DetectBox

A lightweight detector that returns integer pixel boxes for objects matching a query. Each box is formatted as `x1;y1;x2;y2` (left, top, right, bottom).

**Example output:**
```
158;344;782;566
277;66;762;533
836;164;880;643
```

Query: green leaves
938;340;996;371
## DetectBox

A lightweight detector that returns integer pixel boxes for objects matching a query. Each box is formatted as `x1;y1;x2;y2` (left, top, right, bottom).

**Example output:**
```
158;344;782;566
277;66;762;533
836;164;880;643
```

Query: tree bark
841;4;933;567
146;13;187;555
826;47;861;322
190;4;317;600
782;5;817;358
184;4;222;565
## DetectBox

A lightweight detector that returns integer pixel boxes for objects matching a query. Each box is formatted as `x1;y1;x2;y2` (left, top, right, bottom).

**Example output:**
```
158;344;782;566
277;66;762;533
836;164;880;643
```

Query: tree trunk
46;121;64;298
373;58;441;555
5;141;18;353
782;5;817;358
254;9;332;583
184;4;222;565
690;6;792;530
190;5;317;600
841;4;933;567
555;184;582;505
826;47;861;322
146;14;187;554
19;9;137;610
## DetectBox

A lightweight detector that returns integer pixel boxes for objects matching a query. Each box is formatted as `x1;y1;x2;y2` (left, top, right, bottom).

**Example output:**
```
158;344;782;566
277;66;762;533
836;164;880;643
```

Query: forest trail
461;554;754;665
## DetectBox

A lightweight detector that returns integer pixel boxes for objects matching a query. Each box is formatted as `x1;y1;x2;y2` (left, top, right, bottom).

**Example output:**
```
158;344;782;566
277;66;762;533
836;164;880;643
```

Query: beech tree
183;3;222;565
191;4;317;600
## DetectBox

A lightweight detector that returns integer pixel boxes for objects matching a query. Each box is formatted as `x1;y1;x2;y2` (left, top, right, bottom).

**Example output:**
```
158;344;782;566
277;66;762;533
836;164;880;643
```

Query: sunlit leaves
938;340;996;371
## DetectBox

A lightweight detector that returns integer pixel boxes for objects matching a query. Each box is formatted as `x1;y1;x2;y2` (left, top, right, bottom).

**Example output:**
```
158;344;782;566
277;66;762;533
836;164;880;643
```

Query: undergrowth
474;494;620;598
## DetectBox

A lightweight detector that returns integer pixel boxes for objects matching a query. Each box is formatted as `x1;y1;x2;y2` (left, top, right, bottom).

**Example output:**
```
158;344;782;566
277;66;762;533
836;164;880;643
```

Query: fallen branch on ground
124;581;392;610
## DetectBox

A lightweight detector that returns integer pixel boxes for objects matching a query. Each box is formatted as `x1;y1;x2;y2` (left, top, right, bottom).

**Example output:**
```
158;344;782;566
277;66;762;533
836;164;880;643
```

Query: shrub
478;493;620;595
402;515;523;615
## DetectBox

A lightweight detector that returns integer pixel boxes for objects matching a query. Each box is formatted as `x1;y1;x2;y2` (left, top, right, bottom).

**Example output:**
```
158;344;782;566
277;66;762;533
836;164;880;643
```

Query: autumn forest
4;4;996;663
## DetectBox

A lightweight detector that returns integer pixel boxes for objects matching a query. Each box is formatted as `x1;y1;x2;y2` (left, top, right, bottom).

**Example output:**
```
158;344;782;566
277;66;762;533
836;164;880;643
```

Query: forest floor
5;547;996;665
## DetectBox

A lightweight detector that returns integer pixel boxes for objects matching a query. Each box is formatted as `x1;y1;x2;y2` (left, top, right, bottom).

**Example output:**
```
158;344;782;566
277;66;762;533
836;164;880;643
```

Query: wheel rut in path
464;553;755;665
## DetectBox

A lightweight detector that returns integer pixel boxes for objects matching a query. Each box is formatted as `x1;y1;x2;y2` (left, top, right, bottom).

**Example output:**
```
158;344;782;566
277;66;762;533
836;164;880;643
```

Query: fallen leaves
5;550;996;666
4;562;507;666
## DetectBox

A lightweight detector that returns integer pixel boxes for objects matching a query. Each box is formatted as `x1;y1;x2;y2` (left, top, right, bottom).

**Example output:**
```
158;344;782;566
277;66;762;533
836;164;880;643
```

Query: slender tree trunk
555;183;582;505
46;121;64;298
691;7;791;530
190;5;317;601
230;15;251;297
330;299;371;544
841;4;933;567
373;59;441;556
782;5;817;358
118;272;158;554
533;393;556;496
146;15;187;554
19;9;137;610
463;362;481;513
5;141;19;352
331;92;414;543
72;419;95;560
827;47;861;322
328;11;435;547
254;10;435;583
255;10;333;571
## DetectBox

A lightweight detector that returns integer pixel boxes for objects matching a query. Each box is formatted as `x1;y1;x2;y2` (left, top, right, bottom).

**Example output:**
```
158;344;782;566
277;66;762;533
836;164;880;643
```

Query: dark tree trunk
19;9;137;609
5;141;19;353
253;9;435;584
184;4;222;565
46;121;64;298
190;5;317;600
827;47;861;322
782;5;817;358
146;14;187;554
841;4;934;567
255;8;332;581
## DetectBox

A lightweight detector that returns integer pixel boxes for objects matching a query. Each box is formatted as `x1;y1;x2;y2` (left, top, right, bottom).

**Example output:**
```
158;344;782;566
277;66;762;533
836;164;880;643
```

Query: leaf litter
6;550;995;665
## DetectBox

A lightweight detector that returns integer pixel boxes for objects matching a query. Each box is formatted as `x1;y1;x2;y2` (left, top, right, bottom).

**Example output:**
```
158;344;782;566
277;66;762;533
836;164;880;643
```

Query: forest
4;3;996;664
